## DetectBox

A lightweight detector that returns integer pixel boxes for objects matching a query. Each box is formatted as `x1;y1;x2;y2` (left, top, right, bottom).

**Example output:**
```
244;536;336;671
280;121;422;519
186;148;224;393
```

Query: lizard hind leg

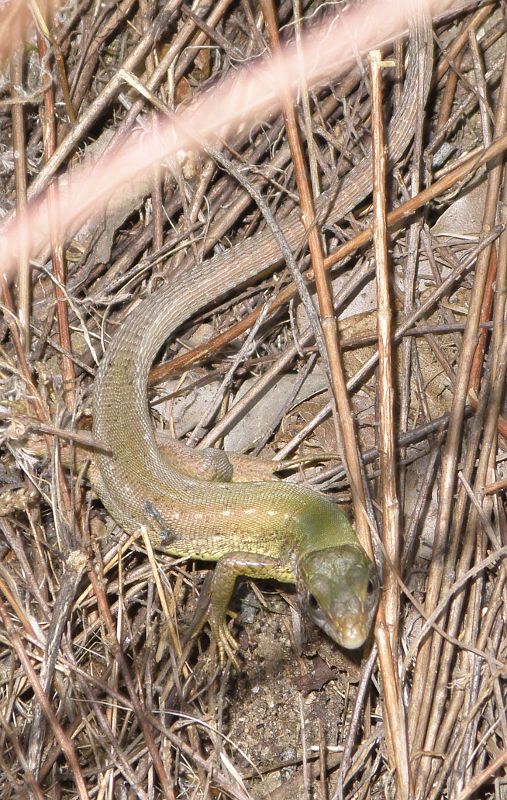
157;434;234;481
156;431;277;483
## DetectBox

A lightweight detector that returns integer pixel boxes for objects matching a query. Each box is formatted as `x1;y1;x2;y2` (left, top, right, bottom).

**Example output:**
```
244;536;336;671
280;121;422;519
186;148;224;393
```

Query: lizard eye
307;593;319;610
367;578;376;595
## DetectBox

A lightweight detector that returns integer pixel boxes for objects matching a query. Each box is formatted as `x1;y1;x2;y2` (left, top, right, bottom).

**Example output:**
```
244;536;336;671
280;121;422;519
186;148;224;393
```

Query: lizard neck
290;495;360;562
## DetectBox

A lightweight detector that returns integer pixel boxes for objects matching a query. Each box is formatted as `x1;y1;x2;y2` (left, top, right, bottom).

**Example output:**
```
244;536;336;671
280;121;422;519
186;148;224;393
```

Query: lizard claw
210;615;241;670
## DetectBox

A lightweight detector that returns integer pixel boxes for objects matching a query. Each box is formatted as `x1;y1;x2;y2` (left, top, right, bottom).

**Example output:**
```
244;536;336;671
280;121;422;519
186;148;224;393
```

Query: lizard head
297;545;379;649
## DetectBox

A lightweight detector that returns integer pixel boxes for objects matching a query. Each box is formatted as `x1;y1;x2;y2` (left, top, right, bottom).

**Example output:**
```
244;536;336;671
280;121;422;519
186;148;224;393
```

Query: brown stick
370;47;410;800
260;0;371;552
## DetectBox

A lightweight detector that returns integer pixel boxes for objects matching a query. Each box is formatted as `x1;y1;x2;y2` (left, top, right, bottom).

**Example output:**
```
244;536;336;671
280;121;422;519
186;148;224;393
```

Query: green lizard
92;269;379;664
92;9;432;664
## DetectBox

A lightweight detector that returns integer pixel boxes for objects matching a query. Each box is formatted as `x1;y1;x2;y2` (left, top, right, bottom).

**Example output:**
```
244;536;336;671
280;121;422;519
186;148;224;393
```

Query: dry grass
0;0;506;798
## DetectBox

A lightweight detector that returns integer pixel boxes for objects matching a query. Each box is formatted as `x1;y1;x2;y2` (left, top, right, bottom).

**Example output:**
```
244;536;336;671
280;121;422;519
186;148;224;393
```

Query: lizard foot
210;615;241;670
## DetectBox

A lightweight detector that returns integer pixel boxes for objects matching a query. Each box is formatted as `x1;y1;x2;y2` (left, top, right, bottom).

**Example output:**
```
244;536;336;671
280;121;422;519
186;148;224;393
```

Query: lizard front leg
209;553;292;668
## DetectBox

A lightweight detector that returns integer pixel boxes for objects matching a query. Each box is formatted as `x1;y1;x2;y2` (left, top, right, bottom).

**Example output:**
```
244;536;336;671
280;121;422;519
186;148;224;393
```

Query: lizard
92;9;432;666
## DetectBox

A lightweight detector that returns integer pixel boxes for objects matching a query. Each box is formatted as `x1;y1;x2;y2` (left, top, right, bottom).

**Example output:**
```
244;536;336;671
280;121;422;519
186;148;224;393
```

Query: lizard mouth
332;617;370;649
308;603;371;649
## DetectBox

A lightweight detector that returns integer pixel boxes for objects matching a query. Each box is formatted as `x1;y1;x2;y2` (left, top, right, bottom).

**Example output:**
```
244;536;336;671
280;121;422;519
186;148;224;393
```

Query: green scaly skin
92;10;431;664
92;267;379;665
